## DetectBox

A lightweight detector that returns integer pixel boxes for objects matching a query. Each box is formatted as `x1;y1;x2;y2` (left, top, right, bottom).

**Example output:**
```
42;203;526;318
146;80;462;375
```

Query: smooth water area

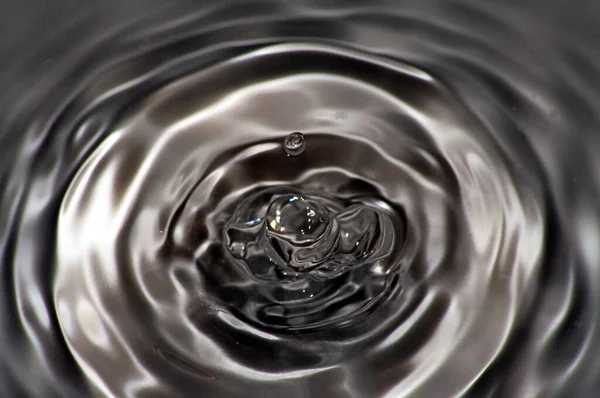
1;1;600;397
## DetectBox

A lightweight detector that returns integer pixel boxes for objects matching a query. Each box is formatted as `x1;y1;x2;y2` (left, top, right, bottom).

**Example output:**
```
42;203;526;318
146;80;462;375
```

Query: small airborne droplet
283;132;305;156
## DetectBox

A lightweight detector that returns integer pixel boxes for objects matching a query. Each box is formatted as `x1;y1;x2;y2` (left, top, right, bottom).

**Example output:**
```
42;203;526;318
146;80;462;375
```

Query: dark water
1;1;600;397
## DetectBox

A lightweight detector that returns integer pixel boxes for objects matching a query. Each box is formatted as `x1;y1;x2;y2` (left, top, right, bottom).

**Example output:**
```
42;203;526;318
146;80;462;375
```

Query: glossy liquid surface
1;1;599;397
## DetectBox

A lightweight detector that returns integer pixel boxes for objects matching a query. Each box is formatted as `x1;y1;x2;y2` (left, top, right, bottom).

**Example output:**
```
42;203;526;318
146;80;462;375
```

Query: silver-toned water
283;132;306;156
1;2;600;398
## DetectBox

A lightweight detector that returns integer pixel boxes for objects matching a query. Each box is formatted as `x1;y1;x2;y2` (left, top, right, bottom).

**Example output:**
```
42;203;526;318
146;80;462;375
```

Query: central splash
218;184;403;332
225;187;396;279
265;194;338;271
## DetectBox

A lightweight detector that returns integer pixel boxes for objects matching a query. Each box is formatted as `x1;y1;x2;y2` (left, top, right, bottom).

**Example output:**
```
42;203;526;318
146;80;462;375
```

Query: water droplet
283;132;305;156
264;194;338;271
266;195;330;241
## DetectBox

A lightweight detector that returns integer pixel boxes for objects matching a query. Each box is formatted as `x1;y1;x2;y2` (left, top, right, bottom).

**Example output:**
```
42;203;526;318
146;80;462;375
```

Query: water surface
1;1;599;397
